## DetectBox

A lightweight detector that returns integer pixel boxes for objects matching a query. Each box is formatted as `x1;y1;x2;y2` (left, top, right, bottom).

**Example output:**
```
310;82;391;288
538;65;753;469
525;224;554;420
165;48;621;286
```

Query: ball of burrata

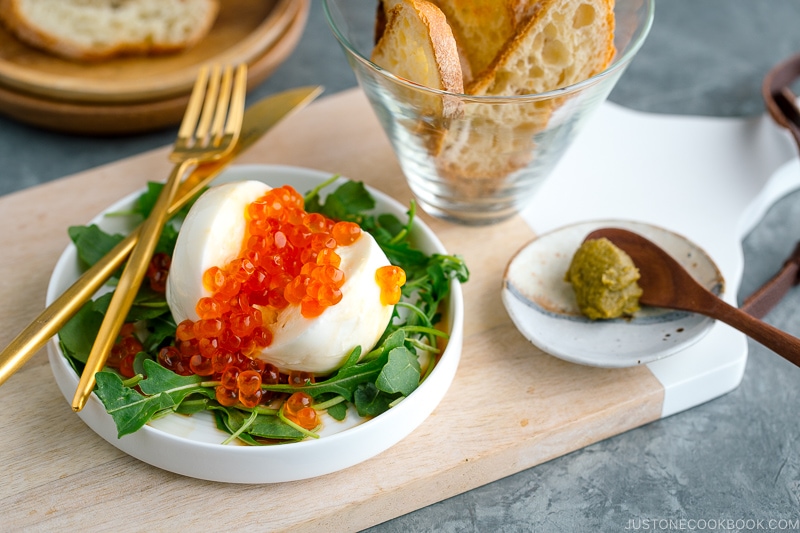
165;180;398;375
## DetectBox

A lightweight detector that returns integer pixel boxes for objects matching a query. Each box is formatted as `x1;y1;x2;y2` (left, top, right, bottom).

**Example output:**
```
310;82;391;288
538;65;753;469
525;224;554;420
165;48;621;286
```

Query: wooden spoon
585;228;800;368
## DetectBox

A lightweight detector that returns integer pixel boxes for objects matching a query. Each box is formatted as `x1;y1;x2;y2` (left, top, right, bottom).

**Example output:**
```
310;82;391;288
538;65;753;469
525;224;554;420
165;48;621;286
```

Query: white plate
47;164;464;483
502;220;723;368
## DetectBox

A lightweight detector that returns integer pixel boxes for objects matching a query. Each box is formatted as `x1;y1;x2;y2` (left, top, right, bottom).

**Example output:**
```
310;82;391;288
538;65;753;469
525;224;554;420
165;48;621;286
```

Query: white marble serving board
521;101;800;417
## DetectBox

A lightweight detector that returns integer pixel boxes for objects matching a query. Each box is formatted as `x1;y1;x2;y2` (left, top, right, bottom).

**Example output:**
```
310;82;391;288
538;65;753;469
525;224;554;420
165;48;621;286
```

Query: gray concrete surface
1;1;799;531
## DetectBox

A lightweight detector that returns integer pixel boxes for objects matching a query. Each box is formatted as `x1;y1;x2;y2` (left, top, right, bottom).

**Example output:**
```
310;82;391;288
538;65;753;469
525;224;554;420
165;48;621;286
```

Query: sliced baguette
0;0;219;62
375;0;473;84
429;0;543;79
436;0;616;193
371;0;463;95
469;0;615;96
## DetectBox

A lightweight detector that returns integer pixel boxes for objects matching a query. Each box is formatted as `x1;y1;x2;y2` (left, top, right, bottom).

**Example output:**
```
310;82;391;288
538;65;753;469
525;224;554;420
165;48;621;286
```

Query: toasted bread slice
469;0;615;96
371;0;464;95
373;0;396;45
0;0;219;62
430;0;543;78
376;0;475;83
436;0;615;192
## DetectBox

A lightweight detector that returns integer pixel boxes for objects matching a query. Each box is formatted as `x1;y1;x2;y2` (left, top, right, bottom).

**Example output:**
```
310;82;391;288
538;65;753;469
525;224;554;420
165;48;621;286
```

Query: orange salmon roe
376;265;406;305
107;325;142;379
169;185;369;408
147;253;171;293
283;392;318;430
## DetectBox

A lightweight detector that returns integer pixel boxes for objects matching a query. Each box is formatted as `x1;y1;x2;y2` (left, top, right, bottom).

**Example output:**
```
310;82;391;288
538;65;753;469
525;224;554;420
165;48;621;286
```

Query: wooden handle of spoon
704;294;800;368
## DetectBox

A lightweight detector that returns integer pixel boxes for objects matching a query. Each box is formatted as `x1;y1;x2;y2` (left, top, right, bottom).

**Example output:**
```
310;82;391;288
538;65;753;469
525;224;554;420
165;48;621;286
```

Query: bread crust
0;0;220;62
371;0;463;94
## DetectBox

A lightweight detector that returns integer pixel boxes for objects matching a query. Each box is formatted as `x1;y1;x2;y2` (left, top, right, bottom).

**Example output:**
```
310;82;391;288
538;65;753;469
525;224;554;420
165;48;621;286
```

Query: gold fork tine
176;65;210;148
210;66;234;145
71;64;248;412
194;64;223;142
226;65;248;138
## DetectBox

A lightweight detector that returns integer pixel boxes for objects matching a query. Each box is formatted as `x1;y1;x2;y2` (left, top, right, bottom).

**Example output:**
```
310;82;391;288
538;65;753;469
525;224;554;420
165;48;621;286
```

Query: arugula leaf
265;331;404;401
94;360;213;437
132;351;152;376
337;346;362;372
375;213;405;237
67;219;176;282
91;289;170;323
174;396;212;415
59;300;104;364
354;382;399;417
262;350;390;402
209;405;305;442
142;314;178;353
133;182;163;218
313;393;348;421
325;401;348;421
136;360;205;395
248;414;306;441
376;239;429;270
124;290;171;322
92;286;174;320
367;328;407;361
155;223;180;256
257;333;416;406
132;181;199;222
68;225;125;269
305;180;375;225
376;346;420;396
94;371;177;438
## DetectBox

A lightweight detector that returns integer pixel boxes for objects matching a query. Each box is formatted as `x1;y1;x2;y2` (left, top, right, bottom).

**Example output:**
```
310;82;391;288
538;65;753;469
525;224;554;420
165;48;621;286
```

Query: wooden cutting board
0;89;664;532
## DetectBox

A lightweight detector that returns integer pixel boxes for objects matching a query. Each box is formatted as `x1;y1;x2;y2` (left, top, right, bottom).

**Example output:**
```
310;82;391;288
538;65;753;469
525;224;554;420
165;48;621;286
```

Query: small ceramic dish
47;164;464;483
502;220;723;367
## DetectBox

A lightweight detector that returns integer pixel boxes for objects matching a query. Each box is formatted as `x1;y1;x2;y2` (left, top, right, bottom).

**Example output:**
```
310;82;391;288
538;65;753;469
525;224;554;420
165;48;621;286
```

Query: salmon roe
283;392;318;430
162;185;392;409
148;184;411;422
146;252;171;293
107;323;142;379
376;265;406;305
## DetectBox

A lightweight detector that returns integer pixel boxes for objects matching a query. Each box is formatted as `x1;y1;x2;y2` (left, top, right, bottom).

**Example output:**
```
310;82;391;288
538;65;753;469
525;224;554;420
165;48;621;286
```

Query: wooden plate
0;0;309;134
0;0;298;104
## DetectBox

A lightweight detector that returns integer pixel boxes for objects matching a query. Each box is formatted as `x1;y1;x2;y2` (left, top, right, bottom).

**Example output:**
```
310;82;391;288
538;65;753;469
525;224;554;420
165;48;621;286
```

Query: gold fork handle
71;160;193;412
0;161;218;389
0;237;131;387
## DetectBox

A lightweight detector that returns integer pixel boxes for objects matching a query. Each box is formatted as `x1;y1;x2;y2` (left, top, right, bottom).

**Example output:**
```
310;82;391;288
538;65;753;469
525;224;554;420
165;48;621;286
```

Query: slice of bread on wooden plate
0;0;220;62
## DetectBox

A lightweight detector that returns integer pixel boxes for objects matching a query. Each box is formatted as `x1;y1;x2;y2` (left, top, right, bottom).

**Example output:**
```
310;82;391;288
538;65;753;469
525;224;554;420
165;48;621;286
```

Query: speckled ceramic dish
502;220;723;367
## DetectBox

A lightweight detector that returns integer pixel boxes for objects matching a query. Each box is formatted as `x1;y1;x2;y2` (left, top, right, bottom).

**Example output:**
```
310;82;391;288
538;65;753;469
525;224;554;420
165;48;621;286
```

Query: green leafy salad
58;176;469;445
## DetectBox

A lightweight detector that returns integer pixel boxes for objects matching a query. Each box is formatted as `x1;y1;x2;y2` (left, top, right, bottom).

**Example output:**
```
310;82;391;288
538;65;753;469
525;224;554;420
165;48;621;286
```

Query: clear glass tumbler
323;0;655;225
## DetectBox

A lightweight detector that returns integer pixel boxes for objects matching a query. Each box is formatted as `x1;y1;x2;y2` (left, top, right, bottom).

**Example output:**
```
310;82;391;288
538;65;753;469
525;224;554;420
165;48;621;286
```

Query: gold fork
71;64;248;412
